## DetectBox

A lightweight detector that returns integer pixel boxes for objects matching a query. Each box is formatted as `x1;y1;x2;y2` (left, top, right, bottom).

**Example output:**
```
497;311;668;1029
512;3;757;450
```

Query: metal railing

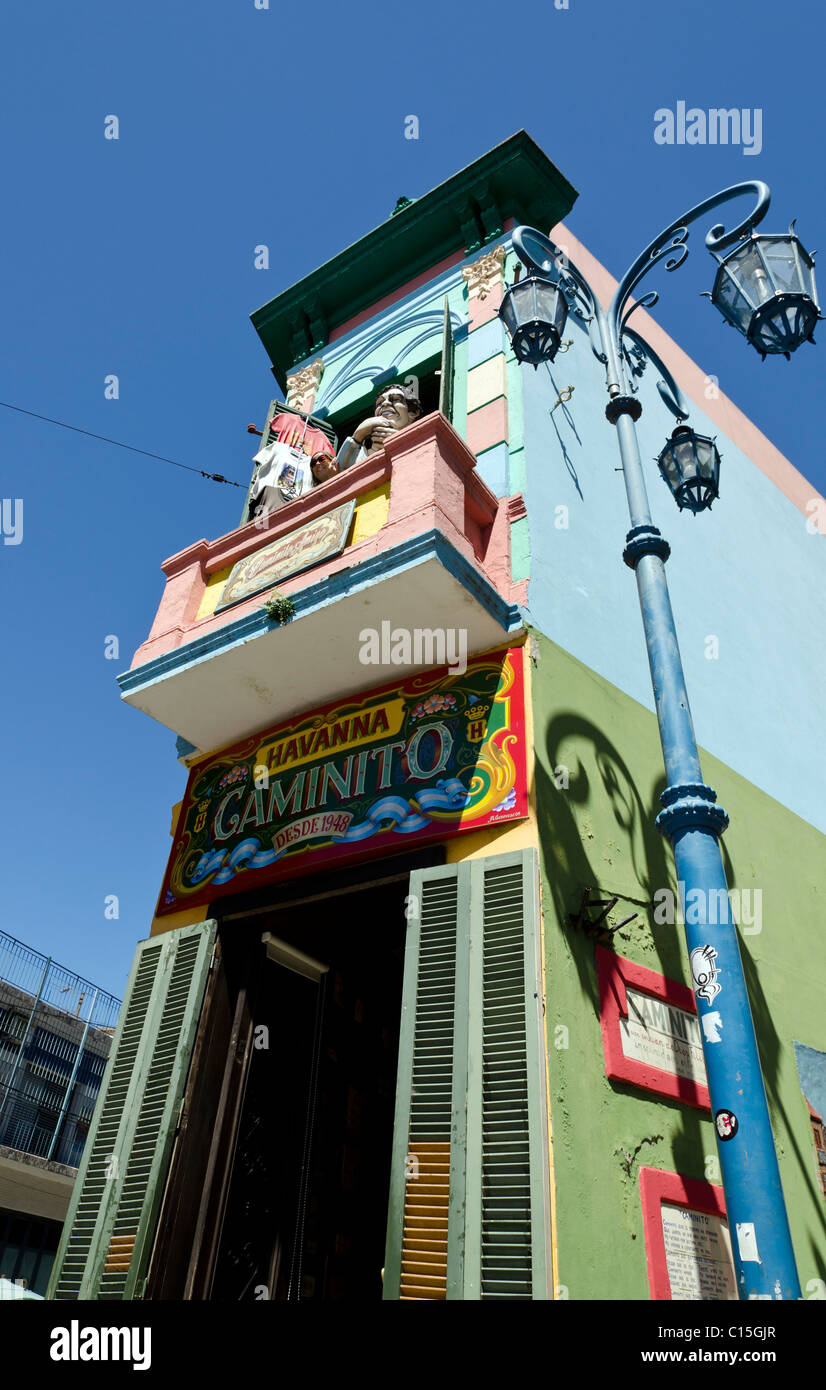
0;1079;92;1170
0;933;120;1030
0;932;121;1164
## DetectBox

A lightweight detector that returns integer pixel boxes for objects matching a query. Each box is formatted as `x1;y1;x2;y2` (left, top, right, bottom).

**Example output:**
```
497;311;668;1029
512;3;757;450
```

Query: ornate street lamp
499;272;569;366
501;180;817;1300
656;425;721;513
710;226;820;359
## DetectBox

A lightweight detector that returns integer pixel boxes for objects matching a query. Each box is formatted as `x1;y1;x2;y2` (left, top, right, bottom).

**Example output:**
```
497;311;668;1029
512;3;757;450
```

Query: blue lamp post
500;181;821;1301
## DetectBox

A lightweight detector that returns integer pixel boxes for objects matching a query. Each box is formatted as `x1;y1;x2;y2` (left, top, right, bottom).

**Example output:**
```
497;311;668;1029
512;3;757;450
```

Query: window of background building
810;1111;826;1200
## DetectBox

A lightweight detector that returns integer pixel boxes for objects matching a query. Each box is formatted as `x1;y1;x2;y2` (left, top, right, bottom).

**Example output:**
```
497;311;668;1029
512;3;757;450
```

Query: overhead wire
0;400;245;487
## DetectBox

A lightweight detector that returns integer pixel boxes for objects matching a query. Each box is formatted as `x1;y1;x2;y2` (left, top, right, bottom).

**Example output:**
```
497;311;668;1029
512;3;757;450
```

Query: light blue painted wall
467;317;506;369
517;265;826;835
475;441;509;496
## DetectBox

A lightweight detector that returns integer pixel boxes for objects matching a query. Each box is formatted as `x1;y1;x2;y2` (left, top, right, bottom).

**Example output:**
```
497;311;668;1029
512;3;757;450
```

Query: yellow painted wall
194;483;391;621
349;483;390;544
445;640;538;863
196;566;232;620
466;355;507;414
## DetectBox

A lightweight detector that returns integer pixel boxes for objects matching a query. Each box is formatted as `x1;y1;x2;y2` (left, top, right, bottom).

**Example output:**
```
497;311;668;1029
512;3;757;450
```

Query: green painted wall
530;627;826;1300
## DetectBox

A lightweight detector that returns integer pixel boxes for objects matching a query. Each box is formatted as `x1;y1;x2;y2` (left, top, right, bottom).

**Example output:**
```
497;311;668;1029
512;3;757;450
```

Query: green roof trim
250;131;578;386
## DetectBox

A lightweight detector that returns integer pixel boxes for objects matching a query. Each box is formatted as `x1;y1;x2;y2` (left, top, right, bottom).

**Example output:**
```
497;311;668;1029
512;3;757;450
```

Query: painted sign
216;498;356;610
639;1168;735;1302
597;948;710;1110
620;987;707;1087
660;1203;737;1301
157;647;527;915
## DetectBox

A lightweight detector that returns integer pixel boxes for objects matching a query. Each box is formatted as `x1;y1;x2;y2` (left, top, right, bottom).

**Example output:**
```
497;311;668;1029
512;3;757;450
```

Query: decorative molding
462;244;507;301
120;529;524;697
251;133;576;382
457;200;482;257
507;494;528;523
314;308;463;415
286;359;325;413
475;183;504;241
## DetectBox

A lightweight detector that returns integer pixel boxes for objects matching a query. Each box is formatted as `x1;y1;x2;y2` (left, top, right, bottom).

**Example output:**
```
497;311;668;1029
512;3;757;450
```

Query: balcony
118;413;526;755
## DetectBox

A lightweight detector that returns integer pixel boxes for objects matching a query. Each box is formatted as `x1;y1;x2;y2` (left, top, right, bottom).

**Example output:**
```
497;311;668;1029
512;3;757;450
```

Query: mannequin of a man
336;384;423;471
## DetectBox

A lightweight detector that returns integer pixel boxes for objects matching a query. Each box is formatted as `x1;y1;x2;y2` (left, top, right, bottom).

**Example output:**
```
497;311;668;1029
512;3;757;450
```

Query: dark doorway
209;877;406;1301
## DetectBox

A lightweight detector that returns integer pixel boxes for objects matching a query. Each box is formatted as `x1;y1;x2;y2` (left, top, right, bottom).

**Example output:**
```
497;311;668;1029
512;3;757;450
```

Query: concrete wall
0;1147;74;1223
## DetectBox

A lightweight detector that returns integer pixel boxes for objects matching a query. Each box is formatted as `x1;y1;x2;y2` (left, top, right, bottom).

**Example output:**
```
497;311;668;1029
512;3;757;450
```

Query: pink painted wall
130;415;522;671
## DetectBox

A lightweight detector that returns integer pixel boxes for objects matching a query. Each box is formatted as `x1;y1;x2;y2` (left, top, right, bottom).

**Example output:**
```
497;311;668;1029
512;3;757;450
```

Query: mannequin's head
373;384;423;430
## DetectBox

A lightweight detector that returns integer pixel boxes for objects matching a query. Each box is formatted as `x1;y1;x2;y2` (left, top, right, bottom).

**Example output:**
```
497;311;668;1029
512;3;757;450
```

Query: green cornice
250;131;578;386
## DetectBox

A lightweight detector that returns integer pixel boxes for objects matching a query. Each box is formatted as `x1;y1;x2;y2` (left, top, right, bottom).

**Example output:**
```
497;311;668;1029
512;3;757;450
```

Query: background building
0;932;120;1295
47;133;826;1301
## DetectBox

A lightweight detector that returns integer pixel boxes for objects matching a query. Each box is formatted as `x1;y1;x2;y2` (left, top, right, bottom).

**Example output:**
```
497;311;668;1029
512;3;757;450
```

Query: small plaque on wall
640;1168;737;1301
597;946;710;1110
216;498;356;611
621;986;706;1086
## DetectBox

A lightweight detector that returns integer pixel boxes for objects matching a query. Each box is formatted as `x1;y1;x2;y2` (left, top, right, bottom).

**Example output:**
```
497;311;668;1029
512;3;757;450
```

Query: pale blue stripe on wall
474;442;509;497
467;317;506;370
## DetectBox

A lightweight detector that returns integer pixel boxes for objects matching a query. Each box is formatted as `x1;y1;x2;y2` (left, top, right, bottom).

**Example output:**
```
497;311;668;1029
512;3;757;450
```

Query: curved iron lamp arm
512;181;771;402
608;180;771;362
621;326;690;421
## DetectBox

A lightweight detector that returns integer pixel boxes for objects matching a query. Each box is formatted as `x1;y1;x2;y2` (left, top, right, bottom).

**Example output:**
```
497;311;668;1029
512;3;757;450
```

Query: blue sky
1;0;823;996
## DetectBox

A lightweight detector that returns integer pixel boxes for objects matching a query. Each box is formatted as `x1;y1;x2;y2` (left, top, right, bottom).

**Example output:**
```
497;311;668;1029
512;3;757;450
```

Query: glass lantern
657;425;721;513
710;229;820;359
499;274;569;367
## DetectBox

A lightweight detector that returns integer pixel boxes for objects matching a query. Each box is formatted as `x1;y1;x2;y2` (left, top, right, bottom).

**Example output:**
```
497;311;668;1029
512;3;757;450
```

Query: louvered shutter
384;851;551;1300
439;297;455;424
47;920;217;1301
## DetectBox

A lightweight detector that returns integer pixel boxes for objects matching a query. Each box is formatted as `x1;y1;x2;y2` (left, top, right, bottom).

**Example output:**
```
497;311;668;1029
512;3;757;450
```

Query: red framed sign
640;1167;736;1301
596;946;710;1110
157;647;528;915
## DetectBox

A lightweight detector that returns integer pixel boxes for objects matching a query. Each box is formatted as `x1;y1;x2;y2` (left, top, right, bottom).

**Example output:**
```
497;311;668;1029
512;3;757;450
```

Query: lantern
499;274;569;367
710;228;820;359
657;425;721;513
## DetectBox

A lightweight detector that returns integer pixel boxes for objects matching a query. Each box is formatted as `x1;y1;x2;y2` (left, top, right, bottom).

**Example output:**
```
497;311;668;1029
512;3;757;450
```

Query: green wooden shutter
439;297;455;424
47;920;217;1301
384;851;551;1300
